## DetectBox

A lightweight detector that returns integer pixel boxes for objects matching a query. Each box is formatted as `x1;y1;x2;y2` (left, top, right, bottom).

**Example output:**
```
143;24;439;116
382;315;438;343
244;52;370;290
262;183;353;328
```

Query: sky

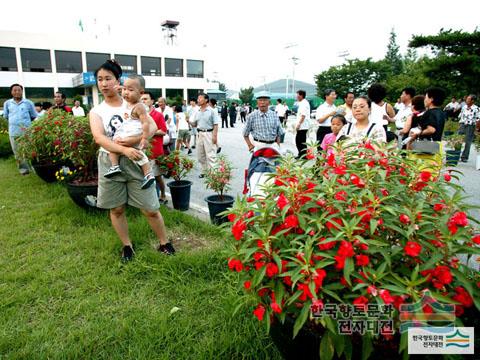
1;0;479;91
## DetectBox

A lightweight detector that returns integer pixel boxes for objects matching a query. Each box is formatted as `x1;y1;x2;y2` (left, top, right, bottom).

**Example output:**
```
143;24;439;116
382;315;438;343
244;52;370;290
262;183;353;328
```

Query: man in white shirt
444;96;461;120
275;98;288;126
187;98;199;149
392;87;415;130
295;90;310;158
315;89;337;144
72;100;86;117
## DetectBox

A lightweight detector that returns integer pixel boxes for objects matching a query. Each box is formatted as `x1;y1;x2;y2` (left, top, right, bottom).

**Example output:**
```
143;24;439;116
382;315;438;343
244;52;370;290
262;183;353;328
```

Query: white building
0;30;209;107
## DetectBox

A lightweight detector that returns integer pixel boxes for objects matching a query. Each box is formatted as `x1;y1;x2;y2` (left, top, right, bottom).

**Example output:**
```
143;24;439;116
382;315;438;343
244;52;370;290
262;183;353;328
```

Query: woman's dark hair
323;88;335;99
34;102;42;107
94;59;122;80
42;101;52;110
367;83;387;103
356;95;371;108
425;87;446;106
412;95;425;112
209;98;217;106
331;114;347;125
174;105;183;113
297;90;306;98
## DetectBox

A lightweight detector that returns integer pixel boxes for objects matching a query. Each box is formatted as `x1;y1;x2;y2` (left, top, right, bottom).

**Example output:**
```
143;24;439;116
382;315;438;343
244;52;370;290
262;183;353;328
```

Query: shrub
226;141;479;358
204;155;233;200
156;150;194;181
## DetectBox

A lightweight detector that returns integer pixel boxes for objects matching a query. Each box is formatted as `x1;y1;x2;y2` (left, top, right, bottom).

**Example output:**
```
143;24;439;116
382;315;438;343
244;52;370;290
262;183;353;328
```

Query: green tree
409;29;480;95
218;82;227;92
385;28;404;75
384;57;432;101
315;58;389;97
239;86;254;104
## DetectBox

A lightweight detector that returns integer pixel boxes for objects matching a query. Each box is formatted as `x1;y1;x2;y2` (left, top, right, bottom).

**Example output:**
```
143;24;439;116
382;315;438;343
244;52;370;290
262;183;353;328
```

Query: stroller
243;147;281;197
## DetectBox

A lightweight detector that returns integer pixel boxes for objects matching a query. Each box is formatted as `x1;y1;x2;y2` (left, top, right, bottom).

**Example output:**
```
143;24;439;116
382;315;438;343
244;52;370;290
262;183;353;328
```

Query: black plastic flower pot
445;150;461;166
66;181;99;210
204;194;235;225
167;180;192;211
31;161;65;183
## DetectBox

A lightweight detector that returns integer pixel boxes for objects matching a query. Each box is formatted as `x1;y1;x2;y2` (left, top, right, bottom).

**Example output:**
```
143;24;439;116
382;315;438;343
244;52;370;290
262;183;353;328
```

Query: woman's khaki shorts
97;151;159;211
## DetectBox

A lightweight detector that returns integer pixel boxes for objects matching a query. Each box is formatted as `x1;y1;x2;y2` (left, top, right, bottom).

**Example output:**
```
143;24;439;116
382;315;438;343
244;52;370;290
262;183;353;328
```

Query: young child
104;74;155;189
321;114;346;154
174;105;192;154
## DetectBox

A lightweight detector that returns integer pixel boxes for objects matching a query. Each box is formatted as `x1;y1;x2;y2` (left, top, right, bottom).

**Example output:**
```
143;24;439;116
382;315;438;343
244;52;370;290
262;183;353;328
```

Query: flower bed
226;141;479;358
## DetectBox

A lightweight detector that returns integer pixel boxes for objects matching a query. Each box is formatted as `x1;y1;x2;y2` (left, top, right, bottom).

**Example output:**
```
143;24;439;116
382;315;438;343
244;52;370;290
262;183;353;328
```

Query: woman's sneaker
141;173;155;189
104;165;122;178
157;242;176;255
121;245;135;261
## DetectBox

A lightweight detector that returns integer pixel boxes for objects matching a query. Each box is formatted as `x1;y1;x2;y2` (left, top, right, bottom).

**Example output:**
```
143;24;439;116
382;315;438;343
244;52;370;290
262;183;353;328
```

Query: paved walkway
163;117;480;223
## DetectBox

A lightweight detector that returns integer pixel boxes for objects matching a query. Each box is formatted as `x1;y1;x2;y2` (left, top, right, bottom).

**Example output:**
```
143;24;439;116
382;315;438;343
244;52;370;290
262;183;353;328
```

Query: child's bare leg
140;163;152;177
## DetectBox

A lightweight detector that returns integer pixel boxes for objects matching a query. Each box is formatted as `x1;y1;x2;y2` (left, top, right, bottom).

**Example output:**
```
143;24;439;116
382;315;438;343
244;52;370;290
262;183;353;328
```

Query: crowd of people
3;59;480;261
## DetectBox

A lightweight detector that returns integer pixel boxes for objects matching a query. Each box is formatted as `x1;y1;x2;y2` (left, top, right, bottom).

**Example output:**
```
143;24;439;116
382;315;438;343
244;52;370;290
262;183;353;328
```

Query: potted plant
226;142;479;360
442;120;459;138
0;116;13;158
445;134;463;166
204;155;235;225
157;150;194;211
58;115;99;210
16;109;70;182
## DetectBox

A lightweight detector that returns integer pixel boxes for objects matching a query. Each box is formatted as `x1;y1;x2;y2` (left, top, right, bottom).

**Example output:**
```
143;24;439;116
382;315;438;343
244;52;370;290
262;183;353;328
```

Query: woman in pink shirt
321;114;347;154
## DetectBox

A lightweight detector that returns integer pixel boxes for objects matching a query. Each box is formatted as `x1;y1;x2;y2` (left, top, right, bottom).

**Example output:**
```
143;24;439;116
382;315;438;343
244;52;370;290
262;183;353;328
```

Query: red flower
271;302;282;314
393;295;407;310
419;171;432;182
228;213;236;222
254;261;265;270
355;254;370;267
166;162;174;169
404;241;422;257
367;285;378;296
313;268;327;288
277;193;289;210
265;263;279;278
232;219;247;240
337;241;354;258
334;255;346;270
243;280;251;290
353;295;368;310
318;238;336;251
449;211;468;227
452;286;473;307
472;234;480;245
311;298;324;313
253;252;264;261
399;214;410;224
306;148;315;160
283;214;299;228
380;188;389;196
432;265;453;288
334;165;347;175
334;191;348;201
298;282;314;301
283;276;293;287
228;258;243;272
379;289;394;304
433;203;446;212
443;173;452;182
253;304;266;321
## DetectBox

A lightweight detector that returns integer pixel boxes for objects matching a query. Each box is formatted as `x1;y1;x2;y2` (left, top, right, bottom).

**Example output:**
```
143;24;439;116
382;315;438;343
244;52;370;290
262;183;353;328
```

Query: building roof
254;78;317;97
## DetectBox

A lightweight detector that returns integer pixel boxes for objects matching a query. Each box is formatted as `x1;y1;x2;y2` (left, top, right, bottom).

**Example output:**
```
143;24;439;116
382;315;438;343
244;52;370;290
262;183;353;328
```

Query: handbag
411;140;440;154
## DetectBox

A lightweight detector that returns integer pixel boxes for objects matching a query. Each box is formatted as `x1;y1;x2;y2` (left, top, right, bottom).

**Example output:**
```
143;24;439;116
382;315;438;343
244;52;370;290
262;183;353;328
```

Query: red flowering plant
156;150;194;182
226;141;480;359
204;155;233;200
17;109;70;165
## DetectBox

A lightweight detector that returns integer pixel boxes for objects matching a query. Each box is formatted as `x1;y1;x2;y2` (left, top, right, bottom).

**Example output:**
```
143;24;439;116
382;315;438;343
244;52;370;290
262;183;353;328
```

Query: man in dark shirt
52;91;72;112
220;101;228;128
229;102;237;127
413;87;446;142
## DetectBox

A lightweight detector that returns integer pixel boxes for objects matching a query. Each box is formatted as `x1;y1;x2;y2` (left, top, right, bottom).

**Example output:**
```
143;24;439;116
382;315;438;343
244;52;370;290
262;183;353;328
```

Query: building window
187;89;203;101
187;60;204;78
145;88;162;100
55;50;83;73
165;58;183;77
86;52;109;72
141;56;161;76
21;48;52;72
115;54;137;74
25;87;54;101
166;88;183;100
0;47;17;71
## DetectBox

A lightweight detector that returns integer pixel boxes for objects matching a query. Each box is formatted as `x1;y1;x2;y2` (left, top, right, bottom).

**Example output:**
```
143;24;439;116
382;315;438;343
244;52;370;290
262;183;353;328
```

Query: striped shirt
243;109;285;141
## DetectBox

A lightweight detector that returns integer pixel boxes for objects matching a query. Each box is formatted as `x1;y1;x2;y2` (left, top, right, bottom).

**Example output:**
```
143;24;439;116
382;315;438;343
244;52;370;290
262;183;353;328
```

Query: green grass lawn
0;157;281;359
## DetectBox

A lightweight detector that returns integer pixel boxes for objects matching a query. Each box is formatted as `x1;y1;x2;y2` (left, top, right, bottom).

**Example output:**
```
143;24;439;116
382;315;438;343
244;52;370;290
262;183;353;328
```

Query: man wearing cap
243;91;285;152
190;93;219;178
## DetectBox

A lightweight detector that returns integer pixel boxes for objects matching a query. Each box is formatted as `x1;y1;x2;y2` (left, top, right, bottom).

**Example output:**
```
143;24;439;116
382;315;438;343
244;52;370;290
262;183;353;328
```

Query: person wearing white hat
243;91;285;152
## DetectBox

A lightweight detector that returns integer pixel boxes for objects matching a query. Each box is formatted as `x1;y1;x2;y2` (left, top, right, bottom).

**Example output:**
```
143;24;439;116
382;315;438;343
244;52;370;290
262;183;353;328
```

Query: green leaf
343;257;354;286
451;268;474;296
361;335;373;360
369;218;378;235
293;303;310;339
322;288;343;303
410;264;419;282
399;331;408;353
344;336;353;360
331;333;345;357
319;331;334;360
419;252;443;271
